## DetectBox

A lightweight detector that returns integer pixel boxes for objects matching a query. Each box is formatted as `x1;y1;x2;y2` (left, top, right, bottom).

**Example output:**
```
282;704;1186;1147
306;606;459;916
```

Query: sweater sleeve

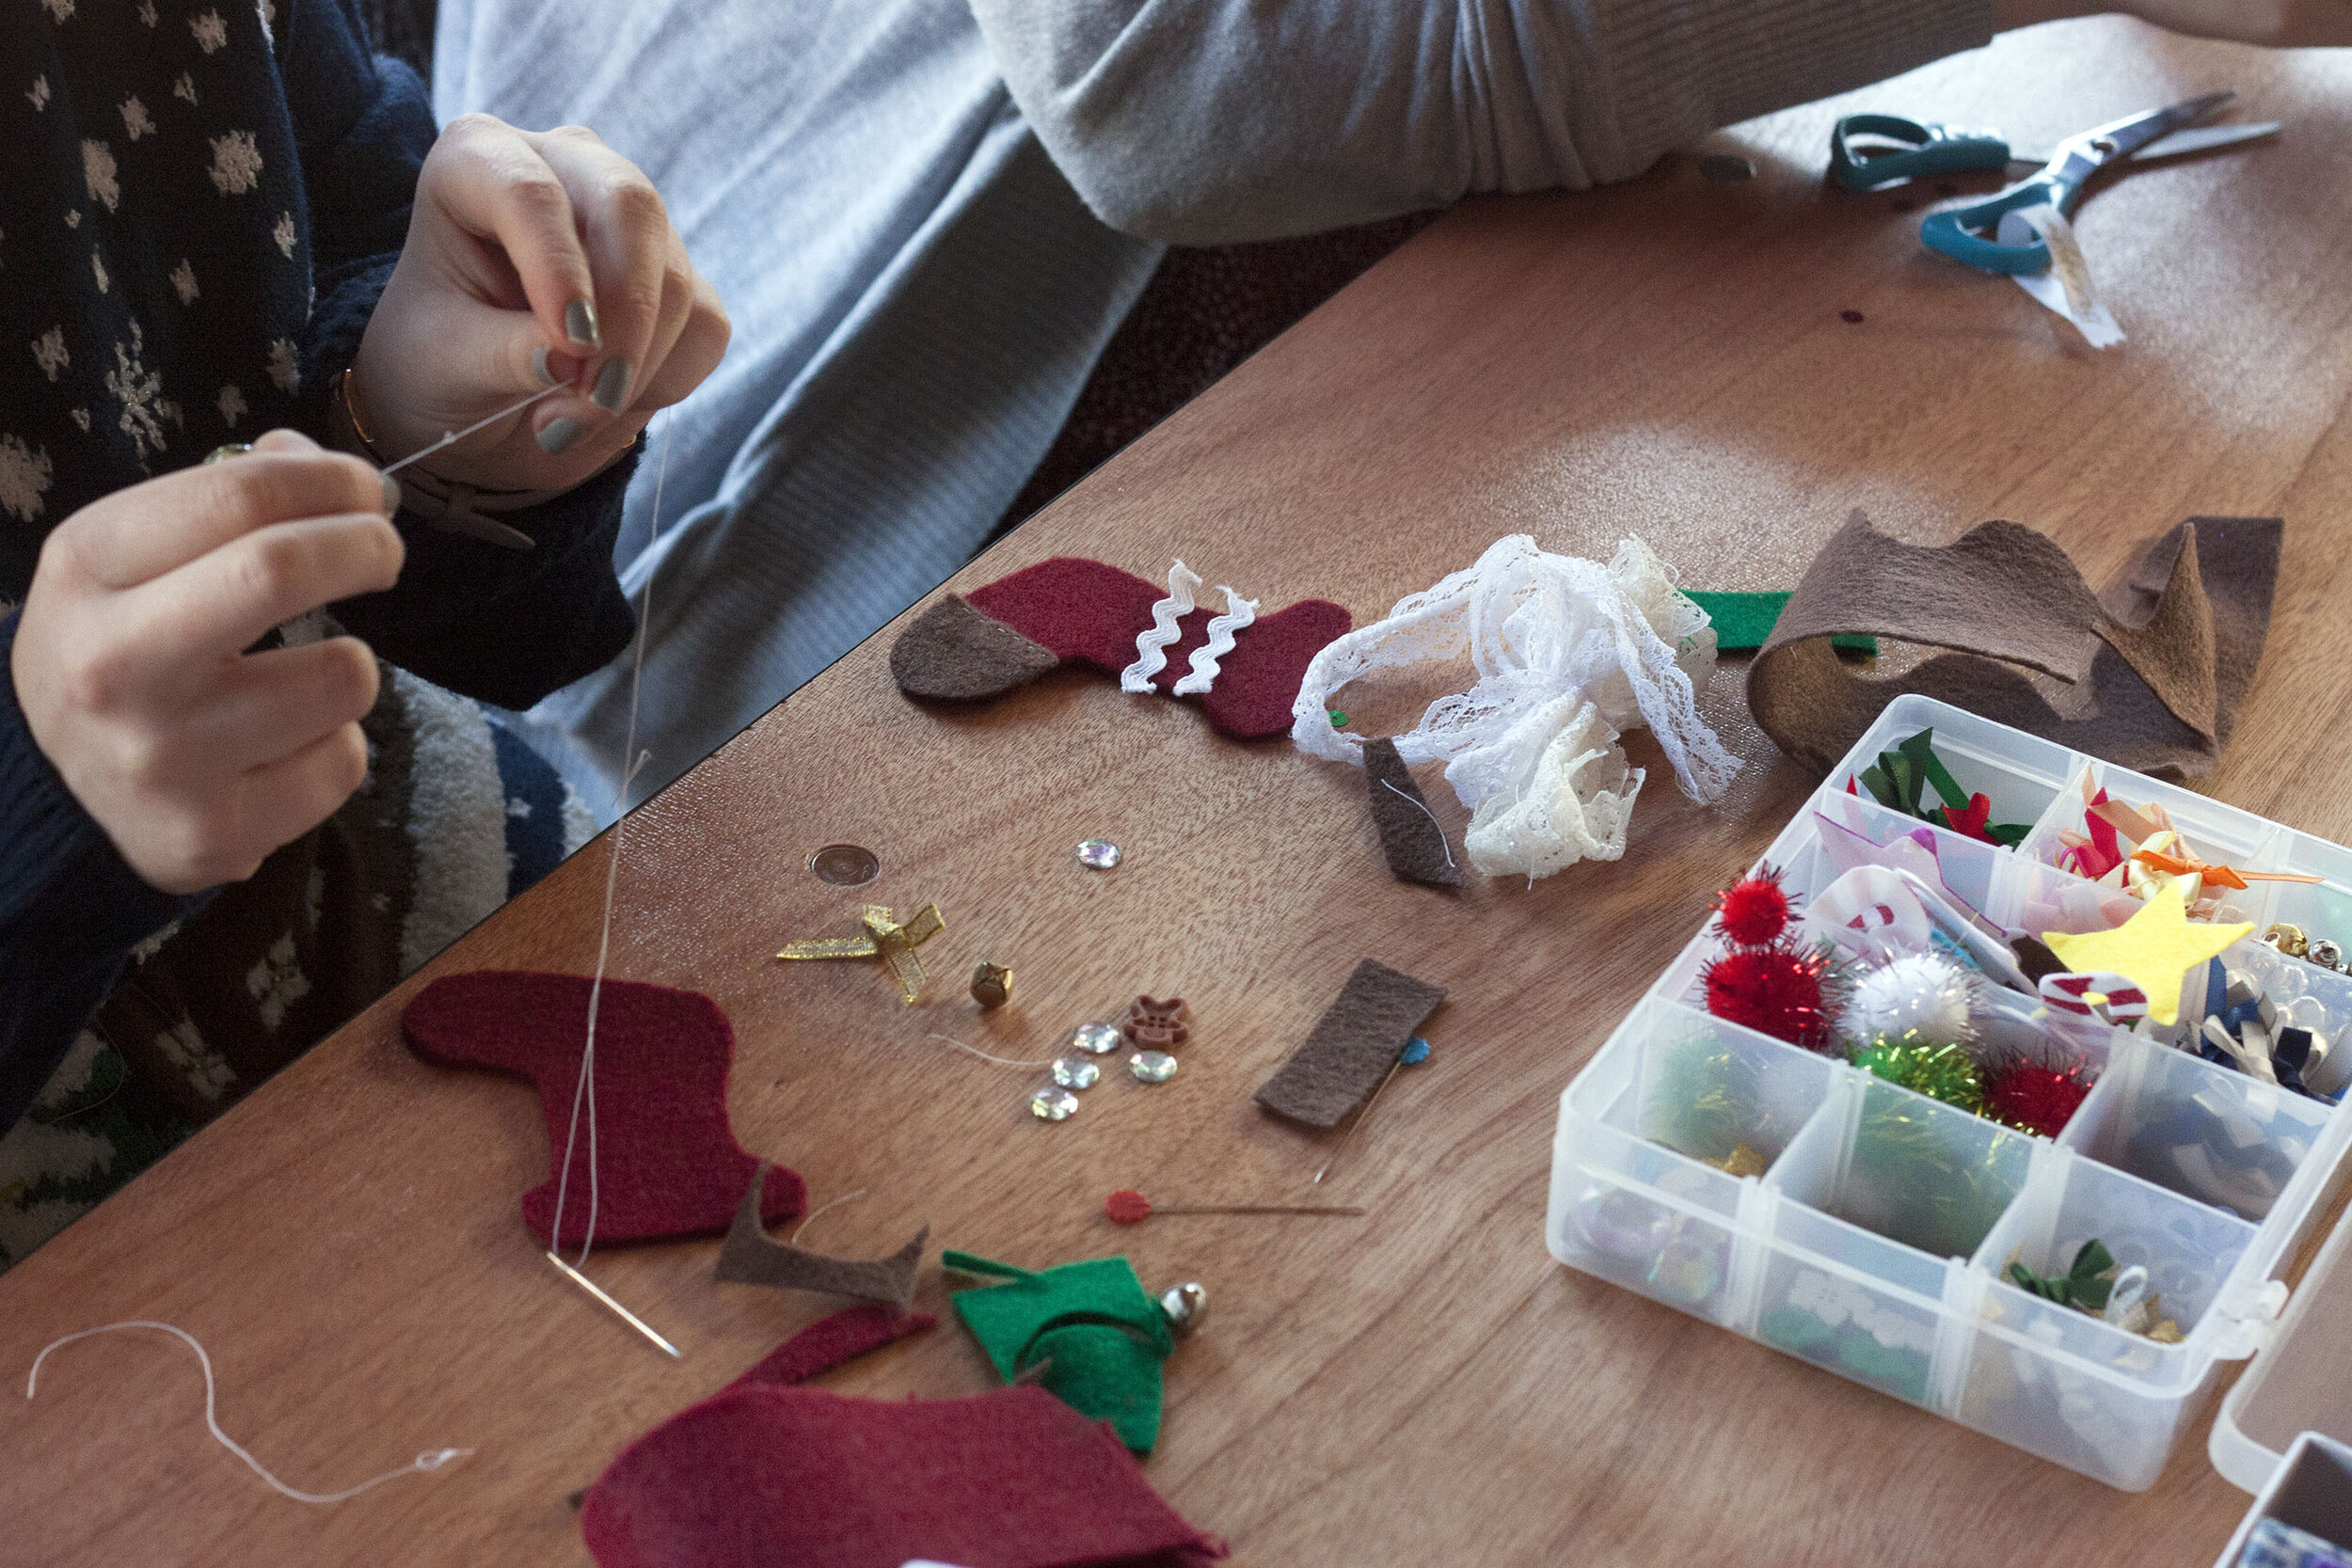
281;0;639;710
0;612;205;1135
965;0;1993;245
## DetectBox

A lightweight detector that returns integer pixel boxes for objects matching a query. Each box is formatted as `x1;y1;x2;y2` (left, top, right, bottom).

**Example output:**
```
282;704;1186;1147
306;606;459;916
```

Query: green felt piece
1987;822;2030;848
1898;729;1970;813
1685;591;1876;656
943;1250;1174;1454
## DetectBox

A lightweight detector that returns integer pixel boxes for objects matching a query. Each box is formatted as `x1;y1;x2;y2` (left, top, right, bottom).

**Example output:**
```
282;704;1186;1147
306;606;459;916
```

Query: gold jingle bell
970;961;1013;1009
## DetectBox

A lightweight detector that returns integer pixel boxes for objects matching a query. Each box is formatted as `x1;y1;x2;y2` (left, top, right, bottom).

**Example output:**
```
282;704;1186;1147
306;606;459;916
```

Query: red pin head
1104;1189;1153;1224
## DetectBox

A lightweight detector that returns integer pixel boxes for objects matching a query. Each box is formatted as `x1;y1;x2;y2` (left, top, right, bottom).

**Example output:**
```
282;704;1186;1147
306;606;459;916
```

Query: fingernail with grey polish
536;416;585;455
532;344;556;386
565;299;600;350
592;357;633;414
379;471;403;513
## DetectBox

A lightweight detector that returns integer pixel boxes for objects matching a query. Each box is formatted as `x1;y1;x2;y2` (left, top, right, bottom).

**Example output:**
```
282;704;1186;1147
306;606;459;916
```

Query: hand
1994;0;2352;46
350;115;730;493
11;432;403;895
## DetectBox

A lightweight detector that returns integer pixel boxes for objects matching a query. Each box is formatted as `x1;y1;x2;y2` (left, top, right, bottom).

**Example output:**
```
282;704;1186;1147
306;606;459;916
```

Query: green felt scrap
943;1250;1174;1454
1686;591;1876;656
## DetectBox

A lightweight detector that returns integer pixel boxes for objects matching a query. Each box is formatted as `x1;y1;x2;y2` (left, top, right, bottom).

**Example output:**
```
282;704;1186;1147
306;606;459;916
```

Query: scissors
1830;93;2280;274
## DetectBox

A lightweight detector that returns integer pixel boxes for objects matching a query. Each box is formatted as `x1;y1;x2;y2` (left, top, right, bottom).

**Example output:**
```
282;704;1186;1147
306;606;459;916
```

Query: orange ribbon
2129;847;2321;892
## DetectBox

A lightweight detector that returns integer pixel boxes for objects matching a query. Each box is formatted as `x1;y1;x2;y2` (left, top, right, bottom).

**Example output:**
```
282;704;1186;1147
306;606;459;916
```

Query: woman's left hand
350;114;729;491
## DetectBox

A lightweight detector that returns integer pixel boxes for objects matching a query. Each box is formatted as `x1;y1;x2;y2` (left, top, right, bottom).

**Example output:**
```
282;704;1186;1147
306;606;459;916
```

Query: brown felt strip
888;594;1060;702
1255;959;1447;1129
1748;513;2280;780
1363;737;1462;888
716;1164;928;1312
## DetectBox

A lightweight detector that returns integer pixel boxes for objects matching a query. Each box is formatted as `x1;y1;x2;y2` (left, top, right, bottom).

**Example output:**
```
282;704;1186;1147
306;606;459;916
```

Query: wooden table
8;18;2351;1565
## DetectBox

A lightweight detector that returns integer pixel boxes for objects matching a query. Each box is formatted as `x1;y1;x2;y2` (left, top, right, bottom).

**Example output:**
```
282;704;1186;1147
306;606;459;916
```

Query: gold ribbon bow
777;904;946;1004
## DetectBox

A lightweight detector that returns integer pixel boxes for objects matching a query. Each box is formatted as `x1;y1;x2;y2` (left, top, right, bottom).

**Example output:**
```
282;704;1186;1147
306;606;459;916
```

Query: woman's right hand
10;430;403;895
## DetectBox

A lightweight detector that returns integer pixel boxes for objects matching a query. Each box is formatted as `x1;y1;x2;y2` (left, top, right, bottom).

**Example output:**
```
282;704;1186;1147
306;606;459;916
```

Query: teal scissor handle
1829;114;2011;190
1918;172;2073;274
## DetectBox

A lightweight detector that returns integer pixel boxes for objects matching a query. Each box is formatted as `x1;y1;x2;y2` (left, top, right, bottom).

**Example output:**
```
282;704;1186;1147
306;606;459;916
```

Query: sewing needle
545;1250;683;1359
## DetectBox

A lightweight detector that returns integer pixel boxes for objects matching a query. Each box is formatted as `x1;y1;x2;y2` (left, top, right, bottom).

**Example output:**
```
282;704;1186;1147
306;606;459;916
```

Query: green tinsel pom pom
1852;1038;1985;1117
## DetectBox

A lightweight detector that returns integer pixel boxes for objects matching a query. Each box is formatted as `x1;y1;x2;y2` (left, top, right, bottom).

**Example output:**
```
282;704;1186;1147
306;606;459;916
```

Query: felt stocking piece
727;1305;937;1390
944;1251;1174;1455
1362;736;1461;887
1255;959;1447;1129
580;1385;1225;1568
715;1162;928;1311
889;556;1351;739
401;971;804;1247
1750;513;2280;779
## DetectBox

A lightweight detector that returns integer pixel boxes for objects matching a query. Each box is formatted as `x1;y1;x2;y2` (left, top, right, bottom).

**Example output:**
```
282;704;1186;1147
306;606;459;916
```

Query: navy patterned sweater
0;0;637;1134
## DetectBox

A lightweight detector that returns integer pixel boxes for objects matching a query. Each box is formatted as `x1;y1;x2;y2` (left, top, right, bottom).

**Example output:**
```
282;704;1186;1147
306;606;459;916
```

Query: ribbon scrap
777;904;945;1004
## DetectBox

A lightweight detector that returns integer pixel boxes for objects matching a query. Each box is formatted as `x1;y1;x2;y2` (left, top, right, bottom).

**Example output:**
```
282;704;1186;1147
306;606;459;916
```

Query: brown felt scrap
716;1163;928;1312
1363;736;1462;888
1256;959;1447;1129
1749;513;2280;780
888;593;1060;702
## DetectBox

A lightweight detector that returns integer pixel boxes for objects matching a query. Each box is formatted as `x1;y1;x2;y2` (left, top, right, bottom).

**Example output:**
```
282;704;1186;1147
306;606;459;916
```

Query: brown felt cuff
1364;737;1462;888
1749;513;2280;779
716;1163;929;1312
1256;959;1447;1129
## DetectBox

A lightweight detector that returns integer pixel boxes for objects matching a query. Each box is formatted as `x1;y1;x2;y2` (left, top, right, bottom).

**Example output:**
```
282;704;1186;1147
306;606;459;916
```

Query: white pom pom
1843;953;1976;1049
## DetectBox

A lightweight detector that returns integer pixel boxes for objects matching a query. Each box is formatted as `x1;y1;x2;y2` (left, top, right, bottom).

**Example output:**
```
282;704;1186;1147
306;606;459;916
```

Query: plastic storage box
1547;694;2352;1491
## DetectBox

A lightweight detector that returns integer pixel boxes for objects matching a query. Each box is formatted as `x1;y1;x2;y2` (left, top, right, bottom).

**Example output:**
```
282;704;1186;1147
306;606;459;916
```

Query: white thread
1379;780;1456;870
1169;583;1257;696
923;1032;1056;1069
379;383;565;478
1119;561;1200;693
791;1188;868;1245
26;1322;469;1504
549;412;675;1267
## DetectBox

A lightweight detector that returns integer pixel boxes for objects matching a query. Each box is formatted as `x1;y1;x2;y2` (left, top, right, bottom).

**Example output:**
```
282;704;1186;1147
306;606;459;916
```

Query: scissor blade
2051;89;2238;170
2010;120;2280;167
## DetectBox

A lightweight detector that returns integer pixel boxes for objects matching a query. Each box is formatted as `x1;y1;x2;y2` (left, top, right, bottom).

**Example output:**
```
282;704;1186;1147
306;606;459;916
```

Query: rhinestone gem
1129;1050;1178;1084
1075;838;1122;869
1052;1056;1101;1090
807;843;880;886
1029;1086;1079;1121
1071;1022;1121;1055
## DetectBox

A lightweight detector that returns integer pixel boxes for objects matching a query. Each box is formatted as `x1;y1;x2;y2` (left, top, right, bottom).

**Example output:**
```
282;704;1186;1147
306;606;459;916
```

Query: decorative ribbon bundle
1291;535;1739;879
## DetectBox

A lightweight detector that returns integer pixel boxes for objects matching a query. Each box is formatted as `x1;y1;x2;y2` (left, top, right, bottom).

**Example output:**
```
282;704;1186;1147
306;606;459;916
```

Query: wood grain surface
6;19;2350;1566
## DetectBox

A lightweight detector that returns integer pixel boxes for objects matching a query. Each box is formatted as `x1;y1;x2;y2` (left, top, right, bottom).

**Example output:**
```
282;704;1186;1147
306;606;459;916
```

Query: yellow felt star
2042;880;2250;1025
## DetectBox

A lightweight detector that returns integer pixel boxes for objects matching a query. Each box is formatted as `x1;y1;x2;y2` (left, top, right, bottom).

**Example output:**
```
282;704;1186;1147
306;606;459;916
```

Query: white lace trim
1119;561;1200;693
1170;584;1258;695
1291;534;1736;879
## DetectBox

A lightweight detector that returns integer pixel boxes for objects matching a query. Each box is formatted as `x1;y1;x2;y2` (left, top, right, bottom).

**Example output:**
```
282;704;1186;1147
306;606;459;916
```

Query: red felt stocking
890;556;1350;739
581;1384;1225;1568
402;971;803;1246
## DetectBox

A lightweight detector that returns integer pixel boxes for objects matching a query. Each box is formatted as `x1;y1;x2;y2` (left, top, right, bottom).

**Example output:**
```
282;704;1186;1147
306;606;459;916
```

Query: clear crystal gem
1052;1056;1101;1089
1129;1050;1178;1084
1029;1086;1079;1121
1071;1022;1121;1055
1075;838;1122;869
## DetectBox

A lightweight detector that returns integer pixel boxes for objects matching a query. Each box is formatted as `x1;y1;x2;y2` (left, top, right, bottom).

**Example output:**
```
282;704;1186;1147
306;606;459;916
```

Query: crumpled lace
1292;535;1737;879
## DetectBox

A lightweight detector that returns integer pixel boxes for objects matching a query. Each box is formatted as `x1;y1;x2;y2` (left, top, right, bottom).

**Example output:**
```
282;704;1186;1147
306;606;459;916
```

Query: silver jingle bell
2313;939;2346;973
1157;1280;1208;1336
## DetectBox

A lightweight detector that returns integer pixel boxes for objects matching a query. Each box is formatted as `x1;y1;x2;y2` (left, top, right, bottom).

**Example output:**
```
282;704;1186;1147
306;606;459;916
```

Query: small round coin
808;844;881;886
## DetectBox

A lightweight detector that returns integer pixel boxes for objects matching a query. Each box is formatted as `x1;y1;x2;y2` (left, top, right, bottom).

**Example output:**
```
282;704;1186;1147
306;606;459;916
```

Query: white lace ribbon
1170;585;1258;695
1291;534;1735;879
1120;561;1201;693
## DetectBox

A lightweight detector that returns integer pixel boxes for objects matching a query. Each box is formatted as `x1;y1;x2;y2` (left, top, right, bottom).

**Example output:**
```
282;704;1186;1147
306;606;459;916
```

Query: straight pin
1313;1035;1430;1184
544;1251;682;1359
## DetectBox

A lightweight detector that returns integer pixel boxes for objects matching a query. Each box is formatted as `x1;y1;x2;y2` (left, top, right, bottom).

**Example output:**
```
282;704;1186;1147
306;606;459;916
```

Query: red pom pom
1714;869;1792;947
1704;942;1833;1052
1982;1065;2092;1139
1104;1189;1153;1224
